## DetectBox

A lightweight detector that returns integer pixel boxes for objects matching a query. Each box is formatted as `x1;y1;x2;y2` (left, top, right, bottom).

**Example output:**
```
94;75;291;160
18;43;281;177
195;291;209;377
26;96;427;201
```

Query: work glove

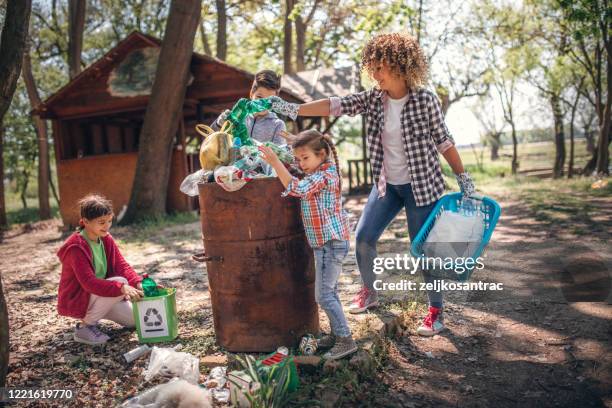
455;172;475;198
268;96;300;121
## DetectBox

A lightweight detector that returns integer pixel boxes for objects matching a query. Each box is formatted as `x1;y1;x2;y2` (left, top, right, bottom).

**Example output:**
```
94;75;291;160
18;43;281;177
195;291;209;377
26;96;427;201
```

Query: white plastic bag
143;346;200;384
204;366;230;403
214;166;249;192
180;169;211;197
120;378;212;408
424;210;484;259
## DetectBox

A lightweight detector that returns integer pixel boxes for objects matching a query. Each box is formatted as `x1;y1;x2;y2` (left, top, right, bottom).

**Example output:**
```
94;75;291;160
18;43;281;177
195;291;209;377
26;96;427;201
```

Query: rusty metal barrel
197;178;319;352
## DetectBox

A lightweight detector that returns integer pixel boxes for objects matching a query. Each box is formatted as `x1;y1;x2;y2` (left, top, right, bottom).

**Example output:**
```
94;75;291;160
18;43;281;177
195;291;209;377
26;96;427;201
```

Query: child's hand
122;284;144;301
258;145;281;165
137;282;165;290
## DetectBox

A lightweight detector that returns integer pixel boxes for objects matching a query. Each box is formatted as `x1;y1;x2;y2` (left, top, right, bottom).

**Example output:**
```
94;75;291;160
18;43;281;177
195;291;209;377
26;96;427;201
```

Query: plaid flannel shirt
282;162;350;248
330;88;454;206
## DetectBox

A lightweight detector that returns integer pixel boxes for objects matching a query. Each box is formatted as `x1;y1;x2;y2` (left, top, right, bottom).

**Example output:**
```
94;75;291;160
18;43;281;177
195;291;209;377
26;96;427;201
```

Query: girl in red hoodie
57;195;144;345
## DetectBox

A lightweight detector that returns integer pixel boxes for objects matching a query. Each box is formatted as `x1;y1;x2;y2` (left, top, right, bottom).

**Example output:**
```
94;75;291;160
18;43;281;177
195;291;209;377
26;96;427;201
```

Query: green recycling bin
131;288;179;343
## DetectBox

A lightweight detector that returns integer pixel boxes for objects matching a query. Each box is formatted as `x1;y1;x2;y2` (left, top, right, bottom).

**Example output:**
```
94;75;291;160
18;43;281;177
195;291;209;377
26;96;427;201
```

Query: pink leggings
82;277;135;327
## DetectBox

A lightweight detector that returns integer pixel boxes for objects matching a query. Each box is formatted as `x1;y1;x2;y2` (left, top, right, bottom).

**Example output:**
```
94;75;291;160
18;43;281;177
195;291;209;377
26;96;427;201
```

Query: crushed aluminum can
299;334;317;356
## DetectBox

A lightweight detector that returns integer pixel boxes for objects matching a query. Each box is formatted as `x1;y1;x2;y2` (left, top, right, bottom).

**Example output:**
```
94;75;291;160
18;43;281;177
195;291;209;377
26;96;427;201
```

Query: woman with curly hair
271;33;475;337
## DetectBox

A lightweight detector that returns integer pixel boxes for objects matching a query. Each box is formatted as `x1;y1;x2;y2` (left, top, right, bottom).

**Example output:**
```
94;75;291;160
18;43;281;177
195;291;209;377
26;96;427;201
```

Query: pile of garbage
180;98;294;196
120;344;304;407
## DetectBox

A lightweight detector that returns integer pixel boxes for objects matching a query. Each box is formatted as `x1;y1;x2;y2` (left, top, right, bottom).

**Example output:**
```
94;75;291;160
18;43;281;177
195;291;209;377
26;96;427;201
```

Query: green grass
4;192;60;226
114;210;200;243
457;139;598;170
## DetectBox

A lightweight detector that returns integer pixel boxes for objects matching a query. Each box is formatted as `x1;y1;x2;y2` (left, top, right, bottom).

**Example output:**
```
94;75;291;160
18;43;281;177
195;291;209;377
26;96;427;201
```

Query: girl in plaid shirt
259;130;357;360
270;33;476;337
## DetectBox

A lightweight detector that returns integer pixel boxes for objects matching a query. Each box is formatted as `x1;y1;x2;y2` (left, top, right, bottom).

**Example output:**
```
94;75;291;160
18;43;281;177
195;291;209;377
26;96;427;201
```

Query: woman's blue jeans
355;183;443;308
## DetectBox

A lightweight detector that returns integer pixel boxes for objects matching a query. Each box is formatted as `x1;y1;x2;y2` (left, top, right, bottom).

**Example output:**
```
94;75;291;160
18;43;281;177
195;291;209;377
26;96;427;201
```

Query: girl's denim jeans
313;239;351;337
355;183;443;308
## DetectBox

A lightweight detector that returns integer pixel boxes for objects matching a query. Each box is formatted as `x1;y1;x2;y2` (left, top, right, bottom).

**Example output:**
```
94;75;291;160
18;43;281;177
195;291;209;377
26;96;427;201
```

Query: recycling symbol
144;308;163;327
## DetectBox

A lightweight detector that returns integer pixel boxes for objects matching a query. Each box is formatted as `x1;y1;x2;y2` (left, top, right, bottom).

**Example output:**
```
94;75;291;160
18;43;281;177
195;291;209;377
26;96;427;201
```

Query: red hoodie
56;232;143;319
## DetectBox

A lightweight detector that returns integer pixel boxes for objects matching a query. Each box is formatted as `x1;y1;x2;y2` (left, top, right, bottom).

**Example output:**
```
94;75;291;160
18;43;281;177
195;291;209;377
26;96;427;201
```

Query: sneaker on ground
348;286;379;314
323;336;358;360
416;306;445;337
316;334;336;350
74;323;110;345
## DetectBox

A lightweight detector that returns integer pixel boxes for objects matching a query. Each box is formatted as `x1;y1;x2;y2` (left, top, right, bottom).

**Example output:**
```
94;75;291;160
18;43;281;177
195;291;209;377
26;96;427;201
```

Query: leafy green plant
230;354;295;408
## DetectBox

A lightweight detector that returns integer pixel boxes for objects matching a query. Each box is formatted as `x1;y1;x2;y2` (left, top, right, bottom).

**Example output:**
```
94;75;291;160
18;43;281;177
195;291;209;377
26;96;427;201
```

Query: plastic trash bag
227;98;272;146
234;142;292;177
180;169;212;197
424;209;484;259
214;166;250;192
215;166;252;192
240;142;294;165
204;366;230;404
196;123;233;171
143;346;200;384
120;378;212;408
265;142;294;164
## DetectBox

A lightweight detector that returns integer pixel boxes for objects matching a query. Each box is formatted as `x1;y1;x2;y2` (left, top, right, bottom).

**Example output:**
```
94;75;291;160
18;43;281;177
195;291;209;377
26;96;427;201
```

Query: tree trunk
283;0;294;74
122;0;200;224
568;81;583;179
585;128;595;153
20;173;29;209
22;43;51;219
511;124;519;174
68;0;86;79
215;0;226;60
199;20;212;55
295;15;306;72
0;272;9;388
568;121;575;179
490;132;500;161
0;0;31;120
0;0;33;234
440;92;450;115
595;107;611;175
0;126;6;229
551;95;565;179
595;49;611;175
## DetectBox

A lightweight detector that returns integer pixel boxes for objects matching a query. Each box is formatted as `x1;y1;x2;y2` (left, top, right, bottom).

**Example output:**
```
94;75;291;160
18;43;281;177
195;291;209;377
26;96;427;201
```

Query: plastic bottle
123;344;151;363
141;273;159;297
229;137;242;164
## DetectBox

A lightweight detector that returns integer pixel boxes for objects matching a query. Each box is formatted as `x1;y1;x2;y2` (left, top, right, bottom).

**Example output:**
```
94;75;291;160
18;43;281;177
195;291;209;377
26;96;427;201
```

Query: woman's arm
270;91;370;120
441;146;465;175
297;99;331;116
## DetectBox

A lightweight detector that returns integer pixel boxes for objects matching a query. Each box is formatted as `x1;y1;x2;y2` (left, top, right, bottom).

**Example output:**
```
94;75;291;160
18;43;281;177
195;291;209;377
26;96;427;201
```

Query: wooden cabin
39;31;304;227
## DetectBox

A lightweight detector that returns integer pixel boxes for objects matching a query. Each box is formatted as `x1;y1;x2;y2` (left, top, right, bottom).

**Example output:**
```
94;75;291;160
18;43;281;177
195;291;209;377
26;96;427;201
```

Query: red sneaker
416;306;445;336
348;286;379;314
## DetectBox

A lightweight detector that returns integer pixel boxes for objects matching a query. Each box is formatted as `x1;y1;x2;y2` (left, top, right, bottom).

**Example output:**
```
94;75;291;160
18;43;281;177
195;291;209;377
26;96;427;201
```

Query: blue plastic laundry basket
410;193;502;281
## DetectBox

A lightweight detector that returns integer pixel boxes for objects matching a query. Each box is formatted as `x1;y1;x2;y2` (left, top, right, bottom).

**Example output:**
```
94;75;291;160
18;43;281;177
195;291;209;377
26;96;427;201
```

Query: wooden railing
347;158;373;195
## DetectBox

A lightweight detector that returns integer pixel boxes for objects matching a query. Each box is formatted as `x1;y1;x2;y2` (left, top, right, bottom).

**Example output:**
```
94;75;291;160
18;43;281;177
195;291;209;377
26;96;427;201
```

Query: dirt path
0;190;610;407
367;190;612;408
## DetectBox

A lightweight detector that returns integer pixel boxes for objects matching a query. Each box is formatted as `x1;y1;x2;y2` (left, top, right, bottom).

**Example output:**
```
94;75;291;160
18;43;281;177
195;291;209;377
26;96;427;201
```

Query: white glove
268;96;300;121
455;172;475;198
